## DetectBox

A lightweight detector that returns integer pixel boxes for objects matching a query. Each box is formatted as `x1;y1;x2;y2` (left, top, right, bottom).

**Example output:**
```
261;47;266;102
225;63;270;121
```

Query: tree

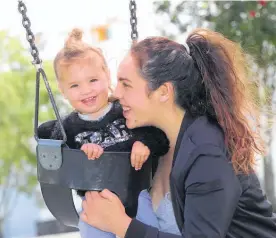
0;31;60;232
154;1;276;207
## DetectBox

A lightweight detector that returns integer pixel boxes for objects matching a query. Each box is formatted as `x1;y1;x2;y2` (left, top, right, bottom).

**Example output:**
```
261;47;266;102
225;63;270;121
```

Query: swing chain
17;0;67;144
129;0;138;41
18;0;42;67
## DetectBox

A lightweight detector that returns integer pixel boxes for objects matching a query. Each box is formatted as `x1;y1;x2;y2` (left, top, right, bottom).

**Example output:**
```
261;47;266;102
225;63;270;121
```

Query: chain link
17;0;67;143
129;0;138;41
18;0;42;66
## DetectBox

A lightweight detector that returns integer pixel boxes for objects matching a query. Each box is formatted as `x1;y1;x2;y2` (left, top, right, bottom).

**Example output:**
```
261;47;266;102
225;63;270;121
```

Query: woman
80;28;276;237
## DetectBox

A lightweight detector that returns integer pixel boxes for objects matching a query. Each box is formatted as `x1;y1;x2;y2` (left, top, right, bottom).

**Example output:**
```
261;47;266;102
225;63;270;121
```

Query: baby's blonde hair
54;28;108;80
54;28;116;101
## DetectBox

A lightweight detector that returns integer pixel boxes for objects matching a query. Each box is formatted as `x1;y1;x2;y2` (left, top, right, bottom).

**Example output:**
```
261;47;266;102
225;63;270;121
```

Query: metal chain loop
129;0;138;41
18;0;42;66
17;0;67;143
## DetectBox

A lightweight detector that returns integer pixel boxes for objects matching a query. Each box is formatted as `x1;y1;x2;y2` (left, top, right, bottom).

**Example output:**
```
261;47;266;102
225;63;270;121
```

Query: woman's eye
122;82;130;88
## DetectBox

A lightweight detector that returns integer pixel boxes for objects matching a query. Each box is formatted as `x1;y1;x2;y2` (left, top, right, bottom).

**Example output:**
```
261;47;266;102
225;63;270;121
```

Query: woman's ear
158;82;174;103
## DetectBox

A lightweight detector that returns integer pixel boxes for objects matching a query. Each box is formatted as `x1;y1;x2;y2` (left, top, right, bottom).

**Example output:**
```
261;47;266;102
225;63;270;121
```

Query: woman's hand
80;189;132;237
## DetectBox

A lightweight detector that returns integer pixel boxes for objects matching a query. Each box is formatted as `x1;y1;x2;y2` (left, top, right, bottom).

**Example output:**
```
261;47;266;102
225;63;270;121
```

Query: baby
38;28;169;238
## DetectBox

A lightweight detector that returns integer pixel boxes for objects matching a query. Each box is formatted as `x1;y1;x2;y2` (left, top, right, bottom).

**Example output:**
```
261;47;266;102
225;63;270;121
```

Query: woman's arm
125;155;241;238
124;219;180;238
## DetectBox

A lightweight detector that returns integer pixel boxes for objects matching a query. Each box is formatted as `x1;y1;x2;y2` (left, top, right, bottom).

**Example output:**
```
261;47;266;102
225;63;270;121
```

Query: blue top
136;190;181;235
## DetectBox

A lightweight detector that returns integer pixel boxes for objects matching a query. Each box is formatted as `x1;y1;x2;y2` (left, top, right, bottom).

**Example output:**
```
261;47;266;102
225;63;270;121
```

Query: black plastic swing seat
37;139;152;227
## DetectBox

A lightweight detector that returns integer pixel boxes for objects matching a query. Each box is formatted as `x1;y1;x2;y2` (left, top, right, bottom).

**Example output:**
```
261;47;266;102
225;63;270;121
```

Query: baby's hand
81;143;104;160
131;141;150;170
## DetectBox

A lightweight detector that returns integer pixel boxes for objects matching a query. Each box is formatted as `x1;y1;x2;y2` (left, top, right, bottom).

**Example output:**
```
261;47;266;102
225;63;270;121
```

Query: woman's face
114;53;160;129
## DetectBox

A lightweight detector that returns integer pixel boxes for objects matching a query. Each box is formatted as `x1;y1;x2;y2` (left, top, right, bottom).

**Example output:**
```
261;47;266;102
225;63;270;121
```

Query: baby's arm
130;141;150;170
131;126;170;158
38;119;104;159
81;143;104;160
37;120;58;139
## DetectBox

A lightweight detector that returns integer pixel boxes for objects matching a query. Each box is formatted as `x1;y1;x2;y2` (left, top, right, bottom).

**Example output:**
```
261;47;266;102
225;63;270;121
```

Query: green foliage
0;31;59;194
154;1;276;74
209;1;276;71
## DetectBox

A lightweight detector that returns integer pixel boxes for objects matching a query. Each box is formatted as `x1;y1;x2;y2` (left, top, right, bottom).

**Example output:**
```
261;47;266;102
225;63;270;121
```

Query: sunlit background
0;1;275;237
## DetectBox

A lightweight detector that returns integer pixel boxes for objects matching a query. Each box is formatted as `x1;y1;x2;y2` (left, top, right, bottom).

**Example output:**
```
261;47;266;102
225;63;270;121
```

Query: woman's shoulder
185;116;225;149
174;115;227;169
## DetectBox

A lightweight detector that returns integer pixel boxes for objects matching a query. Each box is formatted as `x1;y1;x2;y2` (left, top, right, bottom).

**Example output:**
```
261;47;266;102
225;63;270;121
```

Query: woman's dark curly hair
130;28;264;174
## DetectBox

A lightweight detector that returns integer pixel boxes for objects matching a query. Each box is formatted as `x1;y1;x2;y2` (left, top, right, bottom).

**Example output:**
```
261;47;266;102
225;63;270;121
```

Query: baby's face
58;54;110;116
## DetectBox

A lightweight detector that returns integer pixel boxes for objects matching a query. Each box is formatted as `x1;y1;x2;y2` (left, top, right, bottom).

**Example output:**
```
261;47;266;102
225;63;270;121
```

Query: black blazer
126;114;276;238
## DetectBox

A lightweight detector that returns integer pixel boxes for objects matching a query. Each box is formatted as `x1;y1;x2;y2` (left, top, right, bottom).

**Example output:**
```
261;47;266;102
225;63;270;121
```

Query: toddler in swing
38;28;169;238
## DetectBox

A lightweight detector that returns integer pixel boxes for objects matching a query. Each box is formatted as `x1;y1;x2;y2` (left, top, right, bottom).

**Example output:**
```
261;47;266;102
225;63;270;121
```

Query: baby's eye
90;79;98;83
70;84;78;88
